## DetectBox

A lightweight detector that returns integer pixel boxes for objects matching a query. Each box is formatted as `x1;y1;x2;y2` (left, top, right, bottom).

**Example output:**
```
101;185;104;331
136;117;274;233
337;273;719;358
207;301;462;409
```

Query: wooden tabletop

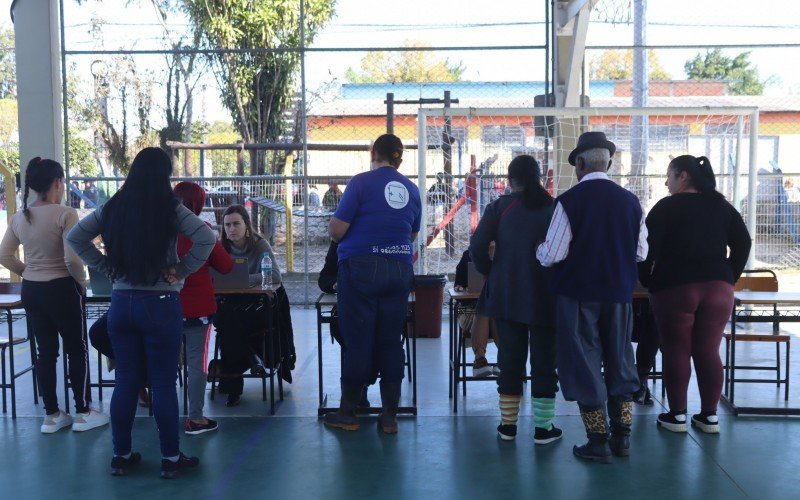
734;291;800;305
448;288;480;301
0;294;22;308
316;292;416;307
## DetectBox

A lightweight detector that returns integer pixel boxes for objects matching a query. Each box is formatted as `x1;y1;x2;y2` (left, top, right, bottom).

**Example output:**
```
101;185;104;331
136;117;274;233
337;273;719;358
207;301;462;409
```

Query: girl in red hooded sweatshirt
173;182;233;435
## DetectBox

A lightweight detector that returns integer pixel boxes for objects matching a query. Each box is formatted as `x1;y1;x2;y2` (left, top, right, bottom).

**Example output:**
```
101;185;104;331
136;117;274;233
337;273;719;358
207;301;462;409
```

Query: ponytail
670;154;725;202
22;174;31;223
21;157;65;223
507;155;552;209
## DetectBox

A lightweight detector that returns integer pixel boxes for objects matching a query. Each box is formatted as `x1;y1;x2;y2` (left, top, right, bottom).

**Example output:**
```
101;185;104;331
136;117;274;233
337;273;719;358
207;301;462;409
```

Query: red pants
650;281;734;412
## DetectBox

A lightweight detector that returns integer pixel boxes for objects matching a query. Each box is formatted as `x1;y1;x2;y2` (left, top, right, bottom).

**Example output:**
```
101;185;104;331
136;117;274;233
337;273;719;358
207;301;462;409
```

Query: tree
346;40;465;83
685;49;764;96
0;26;15;99
589;49;670;80
183;0;337;174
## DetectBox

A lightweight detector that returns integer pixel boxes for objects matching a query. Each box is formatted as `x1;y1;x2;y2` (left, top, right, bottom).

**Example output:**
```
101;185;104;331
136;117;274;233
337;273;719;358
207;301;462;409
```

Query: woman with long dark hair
68;148;215;478
639;155;751;434
0;157;107;433
469;155;560;444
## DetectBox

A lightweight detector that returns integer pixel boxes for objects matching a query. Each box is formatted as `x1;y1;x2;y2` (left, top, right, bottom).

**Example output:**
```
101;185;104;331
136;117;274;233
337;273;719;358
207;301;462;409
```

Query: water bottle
261;252;273;290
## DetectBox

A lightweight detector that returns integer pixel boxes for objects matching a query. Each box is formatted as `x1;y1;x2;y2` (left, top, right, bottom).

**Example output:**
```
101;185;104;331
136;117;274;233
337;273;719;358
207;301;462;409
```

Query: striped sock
533;397;556;431
499;394;522;426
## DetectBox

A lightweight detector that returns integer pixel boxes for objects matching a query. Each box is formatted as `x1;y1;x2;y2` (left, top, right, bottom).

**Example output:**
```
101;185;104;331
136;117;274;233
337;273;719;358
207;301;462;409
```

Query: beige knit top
0;204;88;285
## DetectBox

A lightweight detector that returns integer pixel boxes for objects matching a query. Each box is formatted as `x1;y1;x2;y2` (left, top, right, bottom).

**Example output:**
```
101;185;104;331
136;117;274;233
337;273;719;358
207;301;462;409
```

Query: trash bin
412;274;447;338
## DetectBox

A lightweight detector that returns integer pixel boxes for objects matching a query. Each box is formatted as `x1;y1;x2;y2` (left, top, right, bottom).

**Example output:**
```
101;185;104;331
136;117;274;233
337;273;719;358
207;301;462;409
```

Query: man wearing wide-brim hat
536;131;648;463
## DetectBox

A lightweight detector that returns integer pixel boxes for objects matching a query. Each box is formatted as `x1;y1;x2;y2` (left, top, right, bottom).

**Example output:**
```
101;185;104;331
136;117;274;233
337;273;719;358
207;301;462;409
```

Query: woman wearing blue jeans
68;148;215;479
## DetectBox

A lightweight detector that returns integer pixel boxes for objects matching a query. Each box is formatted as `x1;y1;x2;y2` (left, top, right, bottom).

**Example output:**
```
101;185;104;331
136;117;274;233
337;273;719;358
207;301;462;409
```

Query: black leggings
22;277;89;414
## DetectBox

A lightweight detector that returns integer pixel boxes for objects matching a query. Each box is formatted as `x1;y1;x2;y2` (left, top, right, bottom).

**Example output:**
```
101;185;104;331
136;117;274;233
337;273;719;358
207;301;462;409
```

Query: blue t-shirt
334;166;422;263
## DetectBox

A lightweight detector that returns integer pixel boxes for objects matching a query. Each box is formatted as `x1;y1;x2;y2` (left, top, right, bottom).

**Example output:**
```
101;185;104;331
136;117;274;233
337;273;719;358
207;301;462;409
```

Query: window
480;125;525;148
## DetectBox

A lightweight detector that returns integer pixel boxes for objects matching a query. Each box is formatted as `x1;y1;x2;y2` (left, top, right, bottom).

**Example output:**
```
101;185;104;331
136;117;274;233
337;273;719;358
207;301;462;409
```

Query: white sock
115;453;132;459
164;455;180;462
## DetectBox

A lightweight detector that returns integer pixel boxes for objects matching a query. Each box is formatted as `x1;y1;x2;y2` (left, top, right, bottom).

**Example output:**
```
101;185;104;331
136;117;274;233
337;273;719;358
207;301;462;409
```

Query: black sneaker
691;413;720;434
160;453;200;479
226;394;241;407
656;411;687;433
185;418;219;435
632;385;654;406
497;424;517;441
533;425;563;445
110;452;142;476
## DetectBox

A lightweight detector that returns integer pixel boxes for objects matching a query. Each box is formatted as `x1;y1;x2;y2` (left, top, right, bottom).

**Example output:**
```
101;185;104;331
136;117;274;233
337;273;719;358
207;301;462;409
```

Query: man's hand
488;241;496;261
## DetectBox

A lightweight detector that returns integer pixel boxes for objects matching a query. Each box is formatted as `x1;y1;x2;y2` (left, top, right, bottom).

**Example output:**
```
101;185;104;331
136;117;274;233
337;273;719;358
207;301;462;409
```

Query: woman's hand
163;267;180;285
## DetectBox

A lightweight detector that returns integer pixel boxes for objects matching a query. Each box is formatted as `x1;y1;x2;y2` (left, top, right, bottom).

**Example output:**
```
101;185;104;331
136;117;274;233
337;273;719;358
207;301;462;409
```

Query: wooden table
315;292;417;416
722;291;800;416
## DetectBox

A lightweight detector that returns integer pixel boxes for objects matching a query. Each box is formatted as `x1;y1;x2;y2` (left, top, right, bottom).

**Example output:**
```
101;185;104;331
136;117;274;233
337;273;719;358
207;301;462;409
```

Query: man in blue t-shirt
324;134;421;435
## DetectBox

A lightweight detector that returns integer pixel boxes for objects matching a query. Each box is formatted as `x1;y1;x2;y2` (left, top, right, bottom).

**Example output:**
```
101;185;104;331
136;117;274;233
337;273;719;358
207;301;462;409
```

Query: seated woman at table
0;157;108;433
453;248;500;377
469;154;559;444
88;310;150;408
215;204;295;407
639;155;751;434
318;239;373;407
174;182;233;433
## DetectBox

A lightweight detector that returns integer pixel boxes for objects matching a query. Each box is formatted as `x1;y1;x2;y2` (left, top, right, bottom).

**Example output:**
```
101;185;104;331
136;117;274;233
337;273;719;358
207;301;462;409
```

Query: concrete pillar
13;0;63;189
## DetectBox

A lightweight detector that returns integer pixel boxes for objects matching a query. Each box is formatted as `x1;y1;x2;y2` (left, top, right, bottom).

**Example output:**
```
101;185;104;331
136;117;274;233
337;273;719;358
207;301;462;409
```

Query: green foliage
0;144;19;175
589;49;671;81
67;131;98;177
183;0;336;174
0;26;15;99
685;49;764;96
346;40;465;83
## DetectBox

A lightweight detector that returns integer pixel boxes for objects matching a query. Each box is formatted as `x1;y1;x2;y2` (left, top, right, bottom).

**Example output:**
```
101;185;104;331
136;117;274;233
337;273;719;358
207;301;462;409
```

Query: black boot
378;380;401;434
249;353;267;377
608;398;633;457
324;384;363;431
573;407;612;464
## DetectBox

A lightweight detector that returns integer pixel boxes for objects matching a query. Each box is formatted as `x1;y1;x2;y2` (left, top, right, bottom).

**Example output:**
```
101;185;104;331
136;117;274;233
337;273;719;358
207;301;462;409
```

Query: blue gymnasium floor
1;307;800;499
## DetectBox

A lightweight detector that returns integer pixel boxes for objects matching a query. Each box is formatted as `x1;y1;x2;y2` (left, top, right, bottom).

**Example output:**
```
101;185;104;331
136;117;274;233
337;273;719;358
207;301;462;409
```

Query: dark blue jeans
108;290;182;457
337;255;413;386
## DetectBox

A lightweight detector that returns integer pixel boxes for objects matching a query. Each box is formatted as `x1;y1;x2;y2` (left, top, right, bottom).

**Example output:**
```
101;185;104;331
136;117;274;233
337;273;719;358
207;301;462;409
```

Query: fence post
284;155;294;273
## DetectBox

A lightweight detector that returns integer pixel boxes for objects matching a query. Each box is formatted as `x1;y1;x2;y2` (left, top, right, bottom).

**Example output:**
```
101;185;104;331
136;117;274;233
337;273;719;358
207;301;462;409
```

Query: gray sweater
67;203;215;292
227;237;282;287
469;193;556;327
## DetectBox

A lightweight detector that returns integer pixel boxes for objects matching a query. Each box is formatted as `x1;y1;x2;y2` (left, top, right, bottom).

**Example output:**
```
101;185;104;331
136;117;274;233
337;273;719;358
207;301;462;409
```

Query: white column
13;0;64;185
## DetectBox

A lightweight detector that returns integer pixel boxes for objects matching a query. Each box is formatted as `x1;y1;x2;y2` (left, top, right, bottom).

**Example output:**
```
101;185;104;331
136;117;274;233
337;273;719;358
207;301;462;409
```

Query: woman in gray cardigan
469;155;559;445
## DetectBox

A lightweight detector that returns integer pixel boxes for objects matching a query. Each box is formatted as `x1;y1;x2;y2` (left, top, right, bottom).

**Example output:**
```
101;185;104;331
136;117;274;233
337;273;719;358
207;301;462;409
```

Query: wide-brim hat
568;131;616;166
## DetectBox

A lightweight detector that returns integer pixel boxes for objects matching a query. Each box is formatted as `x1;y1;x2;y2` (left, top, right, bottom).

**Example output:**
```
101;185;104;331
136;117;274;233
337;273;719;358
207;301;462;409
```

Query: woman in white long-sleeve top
0;157;108;433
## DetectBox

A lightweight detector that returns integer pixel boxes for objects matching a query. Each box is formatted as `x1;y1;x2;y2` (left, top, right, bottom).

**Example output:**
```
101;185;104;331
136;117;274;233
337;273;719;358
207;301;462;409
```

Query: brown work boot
377;380;401;434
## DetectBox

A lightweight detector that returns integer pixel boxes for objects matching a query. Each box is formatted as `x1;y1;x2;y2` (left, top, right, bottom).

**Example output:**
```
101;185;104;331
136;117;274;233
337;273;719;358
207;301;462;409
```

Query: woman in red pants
639;155;751;434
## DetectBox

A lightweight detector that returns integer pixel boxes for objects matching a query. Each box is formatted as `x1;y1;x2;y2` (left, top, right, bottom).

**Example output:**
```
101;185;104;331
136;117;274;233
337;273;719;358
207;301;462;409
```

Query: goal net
415;106;762;276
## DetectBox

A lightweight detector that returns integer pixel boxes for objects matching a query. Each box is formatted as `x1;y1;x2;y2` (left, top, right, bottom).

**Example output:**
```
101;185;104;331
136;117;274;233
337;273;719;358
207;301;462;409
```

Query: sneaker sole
72;420;110;432
656;420;688;433
185;426;218;436
691;419;720;434
534;434;563;445
473;368;494;377
498;432;516;441
41;422;72;434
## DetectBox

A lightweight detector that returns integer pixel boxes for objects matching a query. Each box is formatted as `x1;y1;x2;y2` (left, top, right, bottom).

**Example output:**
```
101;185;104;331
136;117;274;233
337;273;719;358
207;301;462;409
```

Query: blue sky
2;0;799;125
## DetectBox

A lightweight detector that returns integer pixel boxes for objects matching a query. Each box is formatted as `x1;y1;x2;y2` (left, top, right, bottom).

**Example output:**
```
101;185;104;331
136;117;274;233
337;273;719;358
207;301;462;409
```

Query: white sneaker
41;410;73;434
492;365;502;376
72;409;110;432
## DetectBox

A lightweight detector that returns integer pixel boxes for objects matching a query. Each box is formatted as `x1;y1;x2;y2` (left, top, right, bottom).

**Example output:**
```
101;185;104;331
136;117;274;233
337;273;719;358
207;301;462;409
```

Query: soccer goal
414;106;760;275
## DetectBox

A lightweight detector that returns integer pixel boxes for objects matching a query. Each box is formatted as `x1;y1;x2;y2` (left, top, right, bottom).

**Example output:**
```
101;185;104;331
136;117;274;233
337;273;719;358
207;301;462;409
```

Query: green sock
533;397;556;430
